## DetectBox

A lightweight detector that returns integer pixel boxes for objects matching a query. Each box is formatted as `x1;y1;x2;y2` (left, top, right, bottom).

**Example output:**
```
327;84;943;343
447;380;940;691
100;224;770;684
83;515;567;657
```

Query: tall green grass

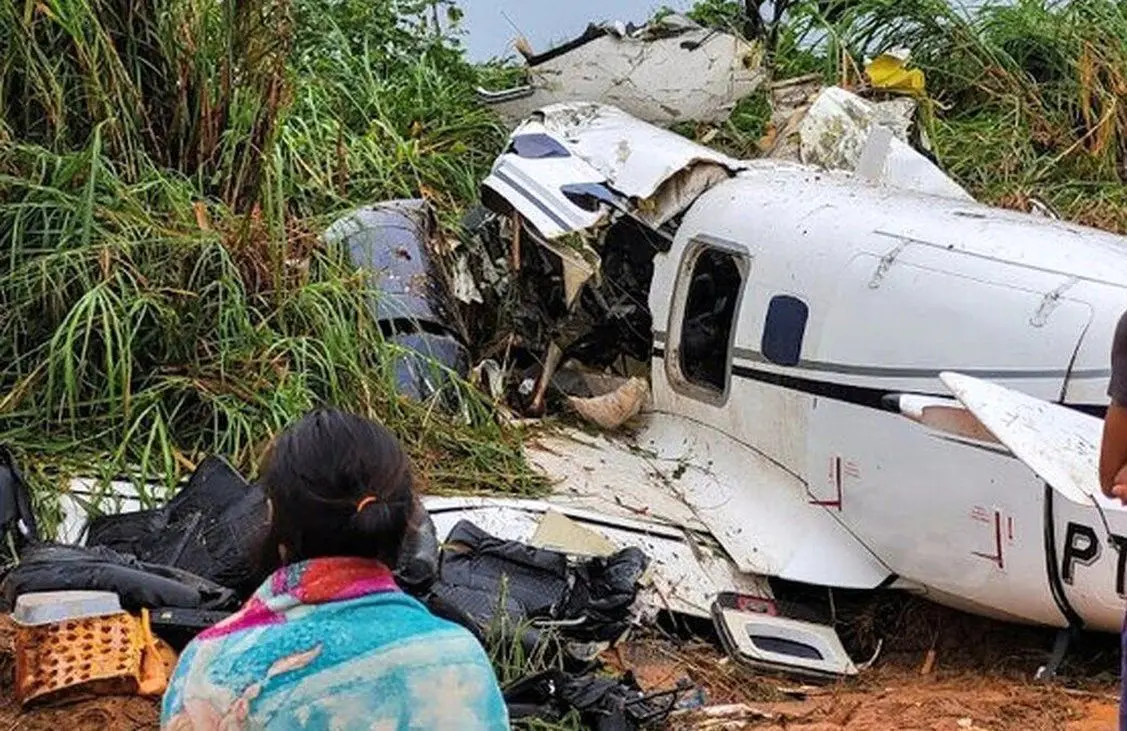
774;0;1127;231
0;0;539;529
673;1;1127;231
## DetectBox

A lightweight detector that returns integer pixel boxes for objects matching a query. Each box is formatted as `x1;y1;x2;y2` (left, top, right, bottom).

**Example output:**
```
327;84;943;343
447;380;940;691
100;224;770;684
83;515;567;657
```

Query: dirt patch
611;640;1121;731
0;696;159;731
0;597;1118;730
607;591;1122;731
739;674;1118;730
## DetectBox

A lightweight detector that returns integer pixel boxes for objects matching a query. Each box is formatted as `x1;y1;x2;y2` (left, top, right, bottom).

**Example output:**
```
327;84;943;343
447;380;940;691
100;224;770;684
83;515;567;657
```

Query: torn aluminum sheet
482;104;746;240
778;86;971;201
424;496;770;620
529;104;745;204
523;415;892;590
478;14;766;130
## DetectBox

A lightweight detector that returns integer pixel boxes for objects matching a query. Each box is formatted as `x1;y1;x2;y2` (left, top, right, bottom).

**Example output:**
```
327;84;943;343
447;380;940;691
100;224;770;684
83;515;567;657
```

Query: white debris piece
788;86;972;201
480;15;766;129
482;103;746;240
533;103;745;203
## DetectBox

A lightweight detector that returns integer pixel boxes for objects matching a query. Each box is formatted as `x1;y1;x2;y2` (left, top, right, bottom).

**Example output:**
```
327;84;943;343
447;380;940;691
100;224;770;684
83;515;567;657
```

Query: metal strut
1034;625;1081;681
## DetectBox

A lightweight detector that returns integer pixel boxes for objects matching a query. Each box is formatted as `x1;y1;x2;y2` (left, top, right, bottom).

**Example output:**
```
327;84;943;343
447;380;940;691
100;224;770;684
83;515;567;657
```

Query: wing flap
939;371;1107;507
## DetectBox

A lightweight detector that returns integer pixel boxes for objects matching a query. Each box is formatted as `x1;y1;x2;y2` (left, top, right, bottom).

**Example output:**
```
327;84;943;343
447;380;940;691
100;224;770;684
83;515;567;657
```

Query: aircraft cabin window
678;248;743;393
762;295;809;367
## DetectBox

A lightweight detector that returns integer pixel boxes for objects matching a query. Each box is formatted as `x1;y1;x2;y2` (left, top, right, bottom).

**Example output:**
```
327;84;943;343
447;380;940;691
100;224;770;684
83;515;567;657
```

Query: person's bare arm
1100;403;1127;498
1100;311;1127;501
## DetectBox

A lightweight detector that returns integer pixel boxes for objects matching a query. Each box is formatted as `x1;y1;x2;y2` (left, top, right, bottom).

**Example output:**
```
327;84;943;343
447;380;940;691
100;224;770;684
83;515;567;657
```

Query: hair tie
356;496;377;513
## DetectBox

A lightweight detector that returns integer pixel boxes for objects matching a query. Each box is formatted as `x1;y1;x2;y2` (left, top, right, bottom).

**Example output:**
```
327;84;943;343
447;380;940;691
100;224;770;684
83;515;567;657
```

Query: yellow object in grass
865;51;926;97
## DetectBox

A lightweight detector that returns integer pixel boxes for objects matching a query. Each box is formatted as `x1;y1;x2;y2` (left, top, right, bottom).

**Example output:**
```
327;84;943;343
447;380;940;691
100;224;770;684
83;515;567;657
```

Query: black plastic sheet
0;543;236;612
426;520;648;644
87;456;271;597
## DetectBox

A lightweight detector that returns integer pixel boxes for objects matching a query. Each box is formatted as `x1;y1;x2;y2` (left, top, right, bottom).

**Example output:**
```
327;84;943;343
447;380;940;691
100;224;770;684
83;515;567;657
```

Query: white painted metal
480;16;766;129
526;416;892;589
485;103;1127;635
796;86;972;201
1050;495;1127;632
530;104;746;202
941;372;1116;507
481;133;607;239
425;496;770;619
622;413;892;588
940;372;1127;632
523;430;708;530
482;104;747;240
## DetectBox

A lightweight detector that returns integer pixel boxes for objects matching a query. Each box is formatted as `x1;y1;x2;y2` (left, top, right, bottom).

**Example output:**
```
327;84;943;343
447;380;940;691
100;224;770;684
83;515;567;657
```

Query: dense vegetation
2;0;1126;528
688;0;1127;232
0;0;534;521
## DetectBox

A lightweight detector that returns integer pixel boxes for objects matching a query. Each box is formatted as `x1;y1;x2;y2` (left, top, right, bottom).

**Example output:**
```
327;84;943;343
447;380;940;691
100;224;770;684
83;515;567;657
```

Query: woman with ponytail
161;408;508;730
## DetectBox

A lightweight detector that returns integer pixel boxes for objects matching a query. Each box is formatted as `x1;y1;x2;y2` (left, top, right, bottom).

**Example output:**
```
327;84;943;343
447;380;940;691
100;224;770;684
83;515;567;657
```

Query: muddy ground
616;592;1123;730
0;594;1119;730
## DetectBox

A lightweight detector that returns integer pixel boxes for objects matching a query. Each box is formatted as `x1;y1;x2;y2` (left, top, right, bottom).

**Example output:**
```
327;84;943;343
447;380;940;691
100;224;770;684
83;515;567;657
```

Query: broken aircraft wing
524;414;893;590
939;371;1119;511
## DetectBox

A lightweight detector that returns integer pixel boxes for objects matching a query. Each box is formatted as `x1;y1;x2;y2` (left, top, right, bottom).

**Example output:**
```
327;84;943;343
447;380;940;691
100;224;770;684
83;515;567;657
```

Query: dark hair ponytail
347;493;411;565
261;408;416;566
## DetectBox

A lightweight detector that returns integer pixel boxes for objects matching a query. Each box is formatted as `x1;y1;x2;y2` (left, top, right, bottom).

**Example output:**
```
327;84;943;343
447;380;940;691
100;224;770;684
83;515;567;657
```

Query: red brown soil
611;638;1119;730
0;596;1119;730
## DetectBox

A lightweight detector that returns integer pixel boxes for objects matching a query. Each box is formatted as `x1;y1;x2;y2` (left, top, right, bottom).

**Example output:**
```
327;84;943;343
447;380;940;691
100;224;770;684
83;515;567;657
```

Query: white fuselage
647;162;1127;633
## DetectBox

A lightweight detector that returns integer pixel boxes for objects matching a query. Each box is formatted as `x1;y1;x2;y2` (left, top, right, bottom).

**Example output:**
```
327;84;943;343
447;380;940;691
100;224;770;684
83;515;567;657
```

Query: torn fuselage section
473;103;746;415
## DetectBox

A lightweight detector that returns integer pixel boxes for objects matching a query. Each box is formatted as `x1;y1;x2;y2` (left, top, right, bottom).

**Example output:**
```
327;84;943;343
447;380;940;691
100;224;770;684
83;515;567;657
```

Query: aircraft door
807;252;1094;629
657;235;751;416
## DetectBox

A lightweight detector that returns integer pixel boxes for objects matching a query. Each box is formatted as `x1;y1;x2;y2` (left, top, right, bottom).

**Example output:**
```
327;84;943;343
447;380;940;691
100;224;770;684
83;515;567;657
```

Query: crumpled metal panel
482;104;746;239
482;15;766;129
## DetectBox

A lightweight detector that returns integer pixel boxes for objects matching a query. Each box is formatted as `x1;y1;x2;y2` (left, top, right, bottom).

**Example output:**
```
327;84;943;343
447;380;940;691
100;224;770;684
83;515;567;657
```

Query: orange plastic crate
15;610;146;705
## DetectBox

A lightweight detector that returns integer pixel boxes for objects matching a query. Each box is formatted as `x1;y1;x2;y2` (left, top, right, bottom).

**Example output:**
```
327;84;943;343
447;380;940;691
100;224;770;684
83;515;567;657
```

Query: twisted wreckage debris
476;14;767;129
0;447;850;728
313;73;1127;675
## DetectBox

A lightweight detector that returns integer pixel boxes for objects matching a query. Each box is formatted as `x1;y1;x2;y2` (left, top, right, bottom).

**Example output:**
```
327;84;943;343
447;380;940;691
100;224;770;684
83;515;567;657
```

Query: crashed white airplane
50;98;1127;681
474;99;1127;654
